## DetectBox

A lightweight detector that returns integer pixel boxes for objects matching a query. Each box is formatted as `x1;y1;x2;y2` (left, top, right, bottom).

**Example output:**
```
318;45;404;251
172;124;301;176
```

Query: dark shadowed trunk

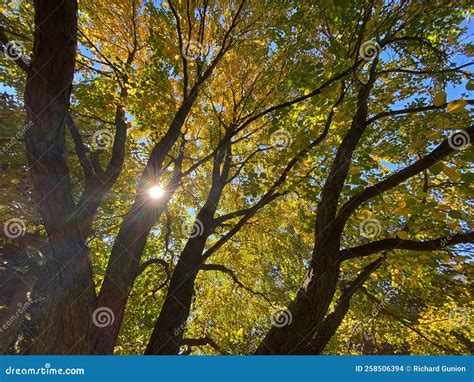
145;147;231;355
256;61;378;355
24;0;96;354
93;94;197;354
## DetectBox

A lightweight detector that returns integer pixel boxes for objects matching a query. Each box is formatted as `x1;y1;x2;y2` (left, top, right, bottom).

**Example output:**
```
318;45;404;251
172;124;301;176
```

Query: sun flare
149;185;164;199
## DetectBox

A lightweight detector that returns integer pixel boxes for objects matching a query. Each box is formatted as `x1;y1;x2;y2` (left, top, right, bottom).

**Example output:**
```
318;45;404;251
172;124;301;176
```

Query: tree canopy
0;0;472;355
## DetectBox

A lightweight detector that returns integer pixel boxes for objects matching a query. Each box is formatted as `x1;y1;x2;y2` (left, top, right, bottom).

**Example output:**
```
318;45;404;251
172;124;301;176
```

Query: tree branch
307;256;385;354
340;231;474;261
336;125;474;227
0;23;29;72
367;100;474;125
201;263;273;305
181;337;226;354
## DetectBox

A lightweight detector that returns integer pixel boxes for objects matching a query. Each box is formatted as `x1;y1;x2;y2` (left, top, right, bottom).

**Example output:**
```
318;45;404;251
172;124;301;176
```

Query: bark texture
24;0;95;354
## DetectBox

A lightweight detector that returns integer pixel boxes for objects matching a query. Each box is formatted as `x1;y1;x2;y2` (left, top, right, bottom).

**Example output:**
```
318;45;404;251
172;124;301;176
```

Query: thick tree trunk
308;257;384;354
24;0;96;354
92;196;168;354
145;148;230;355
144;238;205;354
93;95;197;354
255;256;340;354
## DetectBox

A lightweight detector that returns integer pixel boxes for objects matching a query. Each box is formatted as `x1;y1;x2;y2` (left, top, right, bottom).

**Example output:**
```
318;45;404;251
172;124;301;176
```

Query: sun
149;185;164;199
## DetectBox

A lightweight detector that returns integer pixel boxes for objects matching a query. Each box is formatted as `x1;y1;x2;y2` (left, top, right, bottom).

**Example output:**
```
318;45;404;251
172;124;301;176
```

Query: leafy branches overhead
0;0;472;356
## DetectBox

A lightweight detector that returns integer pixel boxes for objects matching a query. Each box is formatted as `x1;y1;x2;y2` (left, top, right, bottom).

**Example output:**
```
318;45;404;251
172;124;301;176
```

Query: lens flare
149;185;164;199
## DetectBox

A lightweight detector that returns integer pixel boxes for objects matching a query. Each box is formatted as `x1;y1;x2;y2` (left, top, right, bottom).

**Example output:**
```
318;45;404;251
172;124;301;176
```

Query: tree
0;0;472;355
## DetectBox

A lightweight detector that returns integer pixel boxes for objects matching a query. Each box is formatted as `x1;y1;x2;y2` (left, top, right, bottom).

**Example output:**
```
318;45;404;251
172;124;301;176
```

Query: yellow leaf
447;99;467;113
303;89;311;96
396;231;408;239
393;207;408;215
433;91;447;107
408;138;424;153
357;210;372;219
443;166;461;181
435;117;450;130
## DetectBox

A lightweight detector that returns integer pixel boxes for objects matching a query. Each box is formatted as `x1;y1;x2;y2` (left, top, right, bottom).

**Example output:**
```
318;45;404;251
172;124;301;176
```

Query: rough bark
145;147;231;355
256;61;378;355
24;0;96;354
93;94;197;354
308;257;384;354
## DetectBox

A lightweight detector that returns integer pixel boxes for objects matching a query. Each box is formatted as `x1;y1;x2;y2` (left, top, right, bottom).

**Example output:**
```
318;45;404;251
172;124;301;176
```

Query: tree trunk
92;94;197;354
24;0;96;354
144;238;205;355
255;256;340;354
144;148;230;355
